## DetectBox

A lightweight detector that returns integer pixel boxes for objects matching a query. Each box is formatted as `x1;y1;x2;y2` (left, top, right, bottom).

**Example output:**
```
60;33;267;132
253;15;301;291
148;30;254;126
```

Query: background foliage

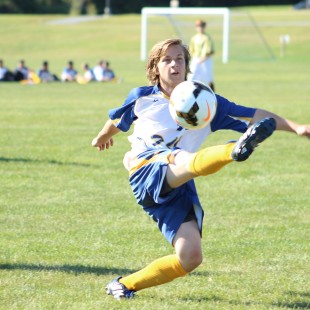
0;0;298;14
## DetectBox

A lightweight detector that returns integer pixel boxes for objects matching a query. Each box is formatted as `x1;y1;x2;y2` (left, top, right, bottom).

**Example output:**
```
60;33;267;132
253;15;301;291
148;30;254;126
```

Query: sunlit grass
0;7;309;309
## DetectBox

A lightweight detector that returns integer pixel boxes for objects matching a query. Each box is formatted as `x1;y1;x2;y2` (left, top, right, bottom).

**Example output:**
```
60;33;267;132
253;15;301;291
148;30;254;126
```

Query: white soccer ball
169;80;217;130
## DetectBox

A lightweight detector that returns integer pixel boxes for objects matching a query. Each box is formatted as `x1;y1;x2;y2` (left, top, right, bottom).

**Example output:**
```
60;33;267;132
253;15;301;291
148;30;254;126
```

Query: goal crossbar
141;7;230;63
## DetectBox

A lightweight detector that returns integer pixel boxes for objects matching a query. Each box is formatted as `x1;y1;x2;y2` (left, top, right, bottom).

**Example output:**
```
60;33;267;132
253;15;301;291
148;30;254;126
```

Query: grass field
0;6;310;310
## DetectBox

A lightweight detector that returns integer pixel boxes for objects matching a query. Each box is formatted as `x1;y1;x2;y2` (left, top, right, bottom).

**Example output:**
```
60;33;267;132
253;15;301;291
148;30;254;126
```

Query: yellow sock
119;254;187;291
189;143;235;176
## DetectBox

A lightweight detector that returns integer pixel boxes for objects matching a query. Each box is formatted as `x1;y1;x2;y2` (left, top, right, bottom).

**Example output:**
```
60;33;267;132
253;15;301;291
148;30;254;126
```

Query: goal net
141;7;230;63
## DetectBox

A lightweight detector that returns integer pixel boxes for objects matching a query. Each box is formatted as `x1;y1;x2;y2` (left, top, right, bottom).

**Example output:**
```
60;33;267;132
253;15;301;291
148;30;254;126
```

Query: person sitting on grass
37;61;59;82
61;60;78;82
93;59;105;82
14;59;29;81
77;63;95;84
92;38;310;300
0;59;14;82
101;60;115;81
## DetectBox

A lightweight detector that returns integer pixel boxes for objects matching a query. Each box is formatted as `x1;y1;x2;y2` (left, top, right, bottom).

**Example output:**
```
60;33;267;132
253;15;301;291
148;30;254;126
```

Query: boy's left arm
251;108;310;139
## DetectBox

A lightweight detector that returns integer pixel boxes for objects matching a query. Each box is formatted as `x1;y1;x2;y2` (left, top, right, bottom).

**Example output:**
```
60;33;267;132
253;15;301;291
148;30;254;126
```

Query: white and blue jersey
109;84;256;153
109;84;256;244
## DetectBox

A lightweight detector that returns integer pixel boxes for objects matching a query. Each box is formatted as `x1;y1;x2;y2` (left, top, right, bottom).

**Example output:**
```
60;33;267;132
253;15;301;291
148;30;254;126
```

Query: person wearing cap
188;19;215;91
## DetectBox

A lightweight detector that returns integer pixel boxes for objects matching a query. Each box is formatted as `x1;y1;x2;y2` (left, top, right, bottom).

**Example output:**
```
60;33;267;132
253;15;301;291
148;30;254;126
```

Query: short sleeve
108;86;155;132
211;95;257;133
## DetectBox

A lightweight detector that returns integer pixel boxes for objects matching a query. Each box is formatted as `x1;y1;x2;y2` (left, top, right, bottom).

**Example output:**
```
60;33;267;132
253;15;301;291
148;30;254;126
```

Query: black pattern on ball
193;81;213;95
192;87;201;99
176;102;200;126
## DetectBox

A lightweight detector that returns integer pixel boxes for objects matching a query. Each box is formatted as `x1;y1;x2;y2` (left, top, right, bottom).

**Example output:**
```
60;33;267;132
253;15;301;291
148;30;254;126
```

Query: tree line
0;0;295;14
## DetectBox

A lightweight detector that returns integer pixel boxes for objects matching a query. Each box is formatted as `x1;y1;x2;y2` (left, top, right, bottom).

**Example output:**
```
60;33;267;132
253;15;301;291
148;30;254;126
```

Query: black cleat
231;117;276;161
106;277;135;300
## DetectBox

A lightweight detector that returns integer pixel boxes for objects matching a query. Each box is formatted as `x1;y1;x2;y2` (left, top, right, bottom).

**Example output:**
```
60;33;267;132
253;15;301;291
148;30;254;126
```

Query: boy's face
196;25;205;33
157;44;186;91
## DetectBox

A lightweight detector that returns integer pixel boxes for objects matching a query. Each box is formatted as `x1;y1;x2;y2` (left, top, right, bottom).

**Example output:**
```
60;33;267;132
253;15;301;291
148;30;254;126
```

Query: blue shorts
129;148;204;244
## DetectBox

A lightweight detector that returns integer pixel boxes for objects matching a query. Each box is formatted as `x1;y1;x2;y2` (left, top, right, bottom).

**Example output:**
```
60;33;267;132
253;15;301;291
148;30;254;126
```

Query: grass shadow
272;291;310;309
0;156;96;167
0;263;136;276
181;291;310;309
181;295;264;307
273;302;310;309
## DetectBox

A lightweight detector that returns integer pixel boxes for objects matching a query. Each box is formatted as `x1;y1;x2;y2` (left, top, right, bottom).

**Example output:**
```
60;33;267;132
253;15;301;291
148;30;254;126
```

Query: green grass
1;6;310;309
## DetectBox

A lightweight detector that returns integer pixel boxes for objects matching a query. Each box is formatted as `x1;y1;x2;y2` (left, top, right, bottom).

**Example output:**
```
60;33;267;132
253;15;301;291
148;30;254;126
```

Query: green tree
69;0;97;15
0;0;70;13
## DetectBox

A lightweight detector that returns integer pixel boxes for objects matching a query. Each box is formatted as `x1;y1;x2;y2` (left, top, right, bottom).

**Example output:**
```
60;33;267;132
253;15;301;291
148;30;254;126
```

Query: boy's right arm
92;119;121;151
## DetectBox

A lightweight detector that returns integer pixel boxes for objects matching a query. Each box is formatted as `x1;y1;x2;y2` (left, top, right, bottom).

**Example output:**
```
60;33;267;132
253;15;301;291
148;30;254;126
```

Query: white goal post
141;7;230;63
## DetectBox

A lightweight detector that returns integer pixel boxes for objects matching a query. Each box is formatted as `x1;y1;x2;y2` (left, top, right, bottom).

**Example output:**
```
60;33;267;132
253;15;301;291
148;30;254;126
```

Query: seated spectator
0;59;14;82
93;60;105;82
37;61;59;82
20;70;41;85
13;60;41;85
14;59;29;81
77;63;95;84
61;60;78;82
102;60;116;81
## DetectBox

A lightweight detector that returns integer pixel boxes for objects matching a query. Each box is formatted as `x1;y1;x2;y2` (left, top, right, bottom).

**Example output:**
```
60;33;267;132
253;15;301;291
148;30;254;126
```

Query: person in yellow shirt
188;19;215;91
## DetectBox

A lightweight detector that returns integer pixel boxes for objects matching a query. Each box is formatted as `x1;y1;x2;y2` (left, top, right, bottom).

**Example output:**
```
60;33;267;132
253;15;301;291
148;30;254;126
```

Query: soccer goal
141;7;230;63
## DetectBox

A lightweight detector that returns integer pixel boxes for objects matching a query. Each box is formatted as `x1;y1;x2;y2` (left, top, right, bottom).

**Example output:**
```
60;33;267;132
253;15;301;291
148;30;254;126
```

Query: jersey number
151;134;181;148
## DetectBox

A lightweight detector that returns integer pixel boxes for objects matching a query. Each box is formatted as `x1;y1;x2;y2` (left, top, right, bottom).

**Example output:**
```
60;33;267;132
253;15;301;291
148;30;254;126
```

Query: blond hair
146;38;190;85
195;19;206;27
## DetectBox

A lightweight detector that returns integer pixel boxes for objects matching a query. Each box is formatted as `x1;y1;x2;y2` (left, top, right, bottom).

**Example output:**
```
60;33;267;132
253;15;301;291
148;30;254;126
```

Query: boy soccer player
92;39;310;300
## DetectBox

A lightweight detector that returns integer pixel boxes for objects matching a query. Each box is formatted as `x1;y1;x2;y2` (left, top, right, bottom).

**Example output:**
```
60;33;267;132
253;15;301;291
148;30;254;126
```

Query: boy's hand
92;136;114;151
91;119;120;151
296;125;310;139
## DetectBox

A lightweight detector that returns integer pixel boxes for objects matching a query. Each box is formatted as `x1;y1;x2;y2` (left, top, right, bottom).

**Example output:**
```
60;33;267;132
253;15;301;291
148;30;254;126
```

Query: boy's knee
188;251;203;271
179;249;203;272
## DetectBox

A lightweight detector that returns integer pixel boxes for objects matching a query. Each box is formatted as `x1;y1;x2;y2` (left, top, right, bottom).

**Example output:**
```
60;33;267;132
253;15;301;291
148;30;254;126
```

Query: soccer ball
169;80;217;130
